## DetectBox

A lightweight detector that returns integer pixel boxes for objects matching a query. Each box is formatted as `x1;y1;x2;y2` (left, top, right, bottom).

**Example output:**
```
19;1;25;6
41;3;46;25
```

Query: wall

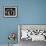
18;0;46;24
0;0;18;44
0;0;46;44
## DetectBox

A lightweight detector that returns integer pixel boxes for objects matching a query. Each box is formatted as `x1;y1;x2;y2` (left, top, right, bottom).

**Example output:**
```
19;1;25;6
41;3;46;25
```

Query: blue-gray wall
0;0;46;44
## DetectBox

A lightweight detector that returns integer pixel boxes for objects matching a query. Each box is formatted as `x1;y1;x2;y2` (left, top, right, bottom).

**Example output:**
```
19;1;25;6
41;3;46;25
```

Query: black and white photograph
18;25;46;46
4;6;17;17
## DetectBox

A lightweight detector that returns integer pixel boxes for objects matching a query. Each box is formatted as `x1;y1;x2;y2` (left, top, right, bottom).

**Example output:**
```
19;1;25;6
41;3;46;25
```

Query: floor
0;40;46;46
0;44;18;46
19;39;46;46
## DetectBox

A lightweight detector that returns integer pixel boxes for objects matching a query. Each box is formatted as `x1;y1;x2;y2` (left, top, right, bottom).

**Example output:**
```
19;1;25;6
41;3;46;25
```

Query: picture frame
18;24;46;42
4;6;17;17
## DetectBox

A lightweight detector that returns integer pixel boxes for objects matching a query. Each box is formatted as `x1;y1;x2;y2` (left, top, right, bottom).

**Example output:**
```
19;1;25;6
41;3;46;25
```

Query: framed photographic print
18;24;46;42
4;6;17;17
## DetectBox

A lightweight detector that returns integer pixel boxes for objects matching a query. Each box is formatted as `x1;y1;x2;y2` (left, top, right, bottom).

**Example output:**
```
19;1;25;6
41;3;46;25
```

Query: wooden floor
0;41;46;46
19;39;46;46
